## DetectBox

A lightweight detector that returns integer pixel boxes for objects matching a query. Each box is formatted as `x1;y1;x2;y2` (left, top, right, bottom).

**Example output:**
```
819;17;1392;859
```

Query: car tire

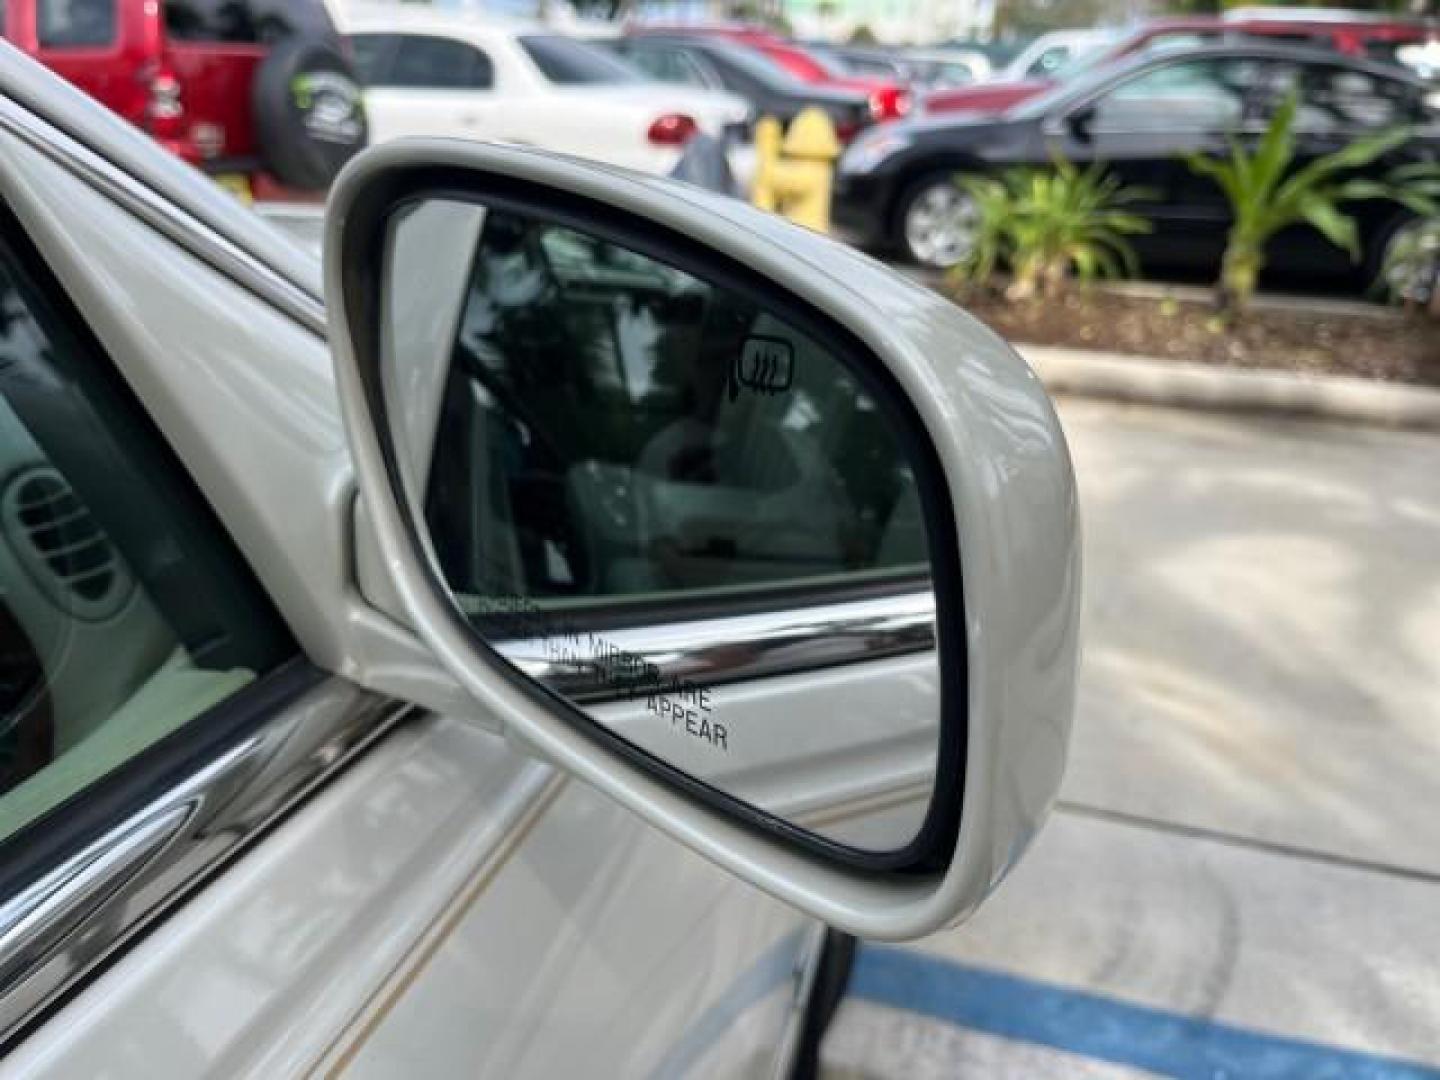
894;171;981;269
252;37;369;192
1368;213;1439;307
789;929;857;1080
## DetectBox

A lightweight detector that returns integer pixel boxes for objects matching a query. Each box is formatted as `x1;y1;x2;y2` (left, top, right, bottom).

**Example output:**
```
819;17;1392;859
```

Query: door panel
325;721;808;1079
362;34;497;146
0;716;810;1079
365;88;492;144
1054;56;1261;270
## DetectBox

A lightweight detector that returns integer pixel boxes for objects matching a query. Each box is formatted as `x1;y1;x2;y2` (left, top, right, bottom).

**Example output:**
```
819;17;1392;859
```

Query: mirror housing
1065;105;1096;142
325;139;1081;940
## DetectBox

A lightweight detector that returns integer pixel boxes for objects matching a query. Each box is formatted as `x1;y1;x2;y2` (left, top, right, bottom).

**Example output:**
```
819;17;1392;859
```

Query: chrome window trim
498;589;938;702
0;674;410;1049
0;94;327;338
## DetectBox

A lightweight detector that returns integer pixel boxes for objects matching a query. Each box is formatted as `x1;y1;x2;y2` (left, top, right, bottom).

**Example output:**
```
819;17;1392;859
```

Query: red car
3;0;368;196
631;24;910;122
926;15;1437;115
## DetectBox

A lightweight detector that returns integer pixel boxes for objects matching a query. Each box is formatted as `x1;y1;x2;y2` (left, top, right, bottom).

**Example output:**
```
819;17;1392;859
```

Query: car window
621;42;708;88
1293;64;1418;131
709;40;798;89
519;34;643;84
0;224;293;844
387;34;494;90
348;33;399;84
1027;45;1074;77
36;0;116;48
163;0;336;44
419;211;928;613
1091;57;1249;131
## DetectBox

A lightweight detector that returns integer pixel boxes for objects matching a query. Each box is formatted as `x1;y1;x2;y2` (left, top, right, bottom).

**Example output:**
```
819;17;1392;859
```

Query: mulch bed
949;286;1440;388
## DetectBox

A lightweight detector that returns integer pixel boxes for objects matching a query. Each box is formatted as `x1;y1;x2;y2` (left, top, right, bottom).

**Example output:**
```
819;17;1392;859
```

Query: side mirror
325;139;1080;939
1066;105;1096;142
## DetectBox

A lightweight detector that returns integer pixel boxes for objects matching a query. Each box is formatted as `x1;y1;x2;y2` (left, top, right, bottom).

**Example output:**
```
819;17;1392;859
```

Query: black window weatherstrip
340;165;968;877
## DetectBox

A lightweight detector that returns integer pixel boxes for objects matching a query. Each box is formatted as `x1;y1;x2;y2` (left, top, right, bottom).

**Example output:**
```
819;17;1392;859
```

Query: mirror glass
379;196;945;857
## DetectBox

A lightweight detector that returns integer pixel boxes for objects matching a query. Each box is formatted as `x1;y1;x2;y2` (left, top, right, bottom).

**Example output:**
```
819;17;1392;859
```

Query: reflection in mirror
382;197;943;857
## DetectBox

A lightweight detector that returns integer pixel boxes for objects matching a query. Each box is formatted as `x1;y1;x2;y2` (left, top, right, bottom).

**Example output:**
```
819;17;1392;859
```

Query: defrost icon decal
730;336;795;401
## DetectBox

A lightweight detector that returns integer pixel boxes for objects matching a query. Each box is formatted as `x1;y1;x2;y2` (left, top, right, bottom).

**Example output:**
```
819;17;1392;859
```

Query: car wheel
1371;214;1439;306
897;174;981;269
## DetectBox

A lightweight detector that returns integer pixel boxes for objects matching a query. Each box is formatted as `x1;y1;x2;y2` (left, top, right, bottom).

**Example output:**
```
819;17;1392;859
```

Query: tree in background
991;0;1127;37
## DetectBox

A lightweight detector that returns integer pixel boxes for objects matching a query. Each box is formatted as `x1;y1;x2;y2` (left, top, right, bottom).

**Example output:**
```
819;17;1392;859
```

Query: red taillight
146;69;185;140
647;113;699;146
867;86;911;122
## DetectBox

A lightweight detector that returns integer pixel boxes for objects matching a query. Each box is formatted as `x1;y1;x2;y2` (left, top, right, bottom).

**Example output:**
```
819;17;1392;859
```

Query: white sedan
344;10;754;177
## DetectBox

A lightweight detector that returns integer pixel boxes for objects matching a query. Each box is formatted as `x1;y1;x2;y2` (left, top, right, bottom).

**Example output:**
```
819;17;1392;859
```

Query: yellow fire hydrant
751;107;842;233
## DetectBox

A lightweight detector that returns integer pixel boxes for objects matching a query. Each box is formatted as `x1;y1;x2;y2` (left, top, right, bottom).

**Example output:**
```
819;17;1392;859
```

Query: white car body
342;8;753;177
0;29;1076;1077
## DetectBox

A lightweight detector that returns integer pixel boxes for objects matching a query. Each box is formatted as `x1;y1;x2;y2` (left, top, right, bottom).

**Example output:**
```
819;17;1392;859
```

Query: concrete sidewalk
824;398;1440;1077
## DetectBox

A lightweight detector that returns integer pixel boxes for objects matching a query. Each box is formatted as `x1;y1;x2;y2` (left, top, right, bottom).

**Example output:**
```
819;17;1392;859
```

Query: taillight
867;87;911;122
647;113;699;146
146;69;185;140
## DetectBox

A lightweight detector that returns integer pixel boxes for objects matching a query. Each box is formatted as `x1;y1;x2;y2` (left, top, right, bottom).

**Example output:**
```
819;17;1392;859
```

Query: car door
1046;55;1259;271
1269;59;1426;279
354;31;497;146
0;62;833;1079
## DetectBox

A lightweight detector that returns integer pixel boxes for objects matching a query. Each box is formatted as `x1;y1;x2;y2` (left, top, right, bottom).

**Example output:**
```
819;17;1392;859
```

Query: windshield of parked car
520;34;645;84
1010;49;1177;118
707;40;806;88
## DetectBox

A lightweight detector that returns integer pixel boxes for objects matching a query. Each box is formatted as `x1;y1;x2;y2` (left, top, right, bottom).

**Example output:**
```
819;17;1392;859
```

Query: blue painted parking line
849;947;1440;1079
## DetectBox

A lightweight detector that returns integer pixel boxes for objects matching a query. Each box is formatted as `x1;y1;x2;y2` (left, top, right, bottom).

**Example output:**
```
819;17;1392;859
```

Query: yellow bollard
749;108;841;233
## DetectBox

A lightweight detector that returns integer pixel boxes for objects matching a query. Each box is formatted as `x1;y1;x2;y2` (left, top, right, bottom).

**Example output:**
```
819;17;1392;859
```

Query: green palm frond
1182;88;1428;313
945;151;1152;296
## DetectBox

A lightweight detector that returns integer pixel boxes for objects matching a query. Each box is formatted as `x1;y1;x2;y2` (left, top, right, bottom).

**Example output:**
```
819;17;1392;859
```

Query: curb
1019;344;1440;434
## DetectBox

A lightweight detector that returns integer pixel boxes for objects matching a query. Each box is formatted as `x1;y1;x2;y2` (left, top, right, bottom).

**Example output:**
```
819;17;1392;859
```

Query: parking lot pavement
825;400;1440;1077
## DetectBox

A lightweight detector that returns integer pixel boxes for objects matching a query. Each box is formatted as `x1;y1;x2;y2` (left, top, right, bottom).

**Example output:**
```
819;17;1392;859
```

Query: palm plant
1184;92;1433;317
1383;216;1440;316
1379;163;1440;318
949;158;1152;301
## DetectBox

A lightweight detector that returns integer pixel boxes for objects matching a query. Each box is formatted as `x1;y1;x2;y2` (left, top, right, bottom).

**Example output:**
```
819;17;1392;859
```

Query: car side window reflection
1092;58;1248;132
420;209;930;614
0;225;292;845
